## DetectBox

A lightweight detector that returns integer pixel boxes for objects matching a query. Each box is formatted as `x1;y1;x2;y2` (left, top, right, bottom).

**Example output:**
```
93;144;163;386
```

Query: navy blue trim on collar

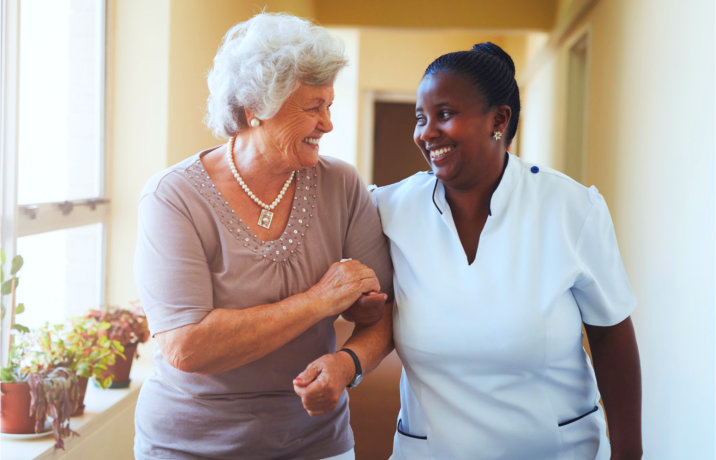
430;151;510;215
432;177;443;215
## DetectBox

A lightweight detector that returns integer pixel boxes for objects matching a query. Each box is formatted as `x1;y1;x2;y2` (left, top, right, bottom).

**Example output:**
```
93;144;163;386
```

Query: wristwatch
339;348;363;388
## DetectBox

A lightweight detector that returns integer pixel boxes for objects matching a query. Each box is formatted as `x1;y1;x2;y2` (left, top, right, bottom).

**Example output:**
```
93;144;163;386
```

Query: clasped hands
294;259;388;416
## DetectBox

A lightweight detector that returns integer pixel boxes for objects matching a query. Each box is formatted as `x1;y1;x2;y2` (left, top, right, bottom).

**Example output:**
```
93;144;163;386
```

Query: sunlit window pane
15;224;103;329
17;0;103;204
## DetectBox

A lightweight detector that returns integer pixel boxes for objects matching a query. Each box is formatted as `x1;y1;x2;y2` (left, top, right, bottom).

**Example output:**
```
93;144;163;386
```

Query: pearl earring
492;130;503;141
250;118;261;128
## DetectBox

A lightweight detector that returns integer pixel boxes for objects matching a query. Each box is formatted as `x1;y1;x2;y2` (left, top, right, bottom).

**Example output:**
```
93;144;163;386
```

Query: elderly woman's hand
293;351;355;416
342;291;388;326
306;259;382;317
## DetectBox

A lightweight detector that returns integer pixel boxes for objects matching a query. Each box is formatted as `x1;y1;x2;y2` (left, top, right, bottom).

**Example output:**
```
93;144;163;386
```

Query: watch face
349;373;363;388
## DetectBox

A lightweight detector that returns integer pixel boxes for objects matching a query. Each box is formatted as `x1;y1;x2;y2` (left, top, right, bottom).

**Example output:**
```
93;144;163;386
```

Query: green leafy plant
5;328;80;448
0;250;80;448
1;248;28;382
0;248;25;324
62;317;125;389
27;320;125;389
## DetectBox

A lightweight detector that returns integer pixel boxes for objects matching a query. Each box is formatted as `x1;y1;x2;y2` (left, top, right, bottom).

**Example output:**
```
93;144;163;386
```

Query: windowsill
1;343;154;460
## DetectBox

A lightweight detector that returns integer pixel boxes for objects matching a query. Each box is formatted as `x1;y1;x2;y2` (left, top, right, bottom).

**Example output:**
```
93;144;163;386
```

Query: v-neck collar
184;154;319;263
431;152;517;217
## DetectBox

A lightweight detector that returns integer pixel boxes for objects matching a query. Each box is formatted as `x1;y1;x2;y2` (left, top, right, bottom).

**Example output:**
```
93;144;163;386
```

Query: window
1;0;107;342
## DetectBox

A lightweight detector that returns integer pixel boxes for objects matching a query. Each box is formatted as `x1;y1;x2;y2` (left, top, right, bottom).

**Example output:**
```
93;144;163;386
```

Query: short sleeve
134;184;214;336
342;172;394;300
571;187;637;326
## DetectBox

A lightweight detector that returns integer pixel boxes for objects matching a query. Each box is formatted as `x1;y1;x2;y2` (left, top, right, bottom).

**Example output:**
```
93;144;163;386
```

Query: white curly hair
205;13;348;138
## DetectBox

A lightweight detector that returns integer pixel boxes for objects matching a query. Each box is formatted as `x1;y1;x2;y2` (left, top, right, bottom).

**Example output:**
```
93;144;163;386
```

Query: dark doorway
372;101;428;186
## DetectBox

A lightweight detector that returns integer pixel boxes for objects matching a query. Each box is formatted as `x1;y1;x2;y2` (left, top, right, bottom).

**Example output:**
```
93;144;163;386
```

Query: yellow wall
520;0;715;457
520;39;567;169
314;0;558;30
587;4;714;455
103;1;172;454
357;30;528;93
106;0;171;306
319;28;361;166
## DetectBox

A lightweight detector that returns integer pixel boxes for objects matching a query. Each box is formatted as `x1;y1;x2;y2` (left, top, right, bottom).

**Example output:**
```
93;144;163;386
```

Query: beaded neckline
184;157;318;263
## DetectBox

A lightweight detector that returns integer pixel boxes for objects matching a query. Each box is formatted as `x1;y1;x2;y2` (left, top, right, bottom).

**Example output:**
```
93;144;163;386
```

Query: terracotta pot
72;376;89;416
102;343;137;389
1;381;36;434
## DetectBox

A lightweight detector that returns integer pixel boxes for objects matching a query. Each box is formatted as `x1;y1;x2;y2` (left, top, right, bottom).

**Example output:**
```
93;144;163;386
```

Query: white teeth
430;146;454;158
303;137;320;145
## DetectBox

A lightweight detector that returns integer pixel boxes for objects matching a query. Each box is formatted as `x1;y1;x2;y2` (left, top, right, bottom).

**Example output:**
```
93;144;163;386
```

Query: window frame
1;0;109;362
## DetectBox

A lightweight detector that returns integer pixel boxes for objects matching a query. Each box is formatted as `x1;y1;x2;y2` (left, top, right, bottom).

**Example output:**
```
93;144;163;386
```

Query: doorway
371;101;427;187
565;33;590;184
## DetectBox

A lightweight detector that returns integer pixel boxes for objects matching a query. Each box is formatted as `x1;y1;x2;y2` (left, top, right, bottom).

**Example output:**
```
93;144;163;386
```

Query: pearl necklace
226;135;295;229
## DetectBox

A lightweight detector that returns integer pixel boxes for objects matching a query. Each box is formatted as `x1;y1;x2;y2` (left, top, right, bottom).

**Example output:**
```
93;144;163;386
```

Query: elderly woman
133;13;393;459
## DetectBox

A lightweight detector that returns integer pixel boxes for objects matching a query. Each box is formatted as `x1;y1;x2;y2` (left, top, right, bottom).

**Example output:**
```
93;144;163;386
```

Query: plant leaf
15;302;24;314
1;305;5;320
0;248;5;265
10;255;23;275
1;279;13;295
13;323;29;333
1;366;17;382
76;362;90;378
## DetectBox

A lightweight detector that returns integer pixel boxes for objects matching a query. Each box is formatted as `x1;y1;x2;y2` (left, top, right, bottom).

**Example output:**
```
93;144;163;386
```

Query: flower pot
102;343;137;389
72;376;89;416
1;382;36;434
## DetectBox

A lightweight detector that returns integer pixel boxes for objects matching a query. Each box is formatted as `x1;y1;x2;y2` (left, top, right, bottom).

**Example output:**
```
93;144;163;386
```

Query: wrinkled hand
293;352;354;416
307;260;381;317
342;291;388;326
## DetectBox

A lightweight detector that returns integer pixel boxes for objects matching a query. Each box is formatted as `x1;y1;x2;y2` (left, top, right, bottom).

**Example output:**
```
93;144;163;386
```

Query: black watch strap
339;348;363;388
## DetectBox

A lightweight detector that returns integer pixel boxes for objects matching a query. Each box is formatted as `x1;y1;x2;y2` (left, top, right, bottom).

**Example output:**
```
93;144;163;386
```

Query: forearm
156;258;381;375
292;302;393;415
342;301;394;376
158;291;325;374
585;317;642;459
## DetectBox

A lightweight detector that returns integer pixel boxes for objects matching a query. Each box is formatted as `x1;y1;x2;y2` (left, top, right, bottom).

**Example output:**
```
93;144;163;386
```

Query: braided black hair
424;42;520;143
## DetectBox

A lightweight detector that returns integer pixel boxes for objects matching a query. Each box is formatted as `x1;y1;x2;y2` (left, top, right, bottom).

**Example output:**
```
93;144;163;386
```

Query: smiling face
414;71;507;190
259;83;335;170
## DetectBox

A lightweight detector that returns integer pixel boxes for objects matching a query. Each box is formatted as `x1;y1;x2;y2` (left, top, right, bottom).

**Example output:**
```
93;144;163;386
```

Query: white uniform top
373;154;636;460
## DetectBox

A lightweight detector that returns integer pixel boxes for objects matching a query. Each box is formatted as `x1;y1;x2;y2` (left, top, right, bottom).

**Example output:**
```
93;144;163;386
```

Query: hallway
19;0;709;458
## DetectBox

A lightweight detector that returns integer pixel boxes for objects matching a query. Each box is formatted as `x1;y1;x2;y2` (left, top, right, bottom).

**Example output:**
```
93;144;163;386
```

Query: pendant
258;209;273;229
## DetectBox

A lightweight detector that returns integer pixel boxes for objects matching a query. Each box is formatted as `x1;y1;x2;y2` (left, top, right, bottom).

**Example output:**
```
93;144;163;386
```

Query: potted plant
7;331;80;448
85;303;150;388
0;248;34;435
34;319;124;415
0;249;80;449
